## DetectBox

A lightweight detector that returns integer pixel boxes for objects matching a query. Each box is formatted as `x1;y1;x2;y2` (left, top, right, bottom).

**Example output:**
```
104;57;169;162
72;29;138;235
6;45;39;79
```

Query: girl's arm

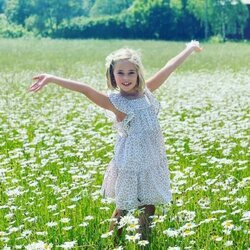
146;41;202;92
28;74;121;116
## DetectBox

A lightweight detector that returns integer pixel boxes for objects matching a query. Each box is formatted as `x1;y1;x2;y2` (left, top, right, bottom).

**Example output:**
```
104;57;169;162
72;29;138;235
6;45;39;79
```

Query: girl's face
113;60;138;95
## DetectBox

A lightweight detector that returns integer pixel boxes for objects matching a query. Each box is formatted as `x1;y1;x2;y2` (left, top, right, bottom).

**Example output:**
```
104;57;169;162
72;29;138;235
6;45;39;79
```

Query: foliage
0;0;5;12
0;13;31;38
56;0;201;40
4;0;84;36
89;0;133;17
187;0;249;40
1;0;250;39
56;15;130;39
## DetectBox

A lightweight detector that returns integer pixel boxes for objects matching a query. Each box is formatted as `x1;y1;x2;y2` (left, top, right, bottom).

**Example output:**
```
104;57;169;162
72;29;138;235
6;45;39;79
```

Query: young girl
29;41;202;243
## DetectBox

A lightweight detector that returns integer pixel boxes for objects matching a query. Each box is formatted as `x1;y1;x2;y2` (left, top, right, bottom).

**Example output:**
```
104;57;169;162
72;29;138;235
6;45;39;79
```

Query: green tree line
0;0;249;40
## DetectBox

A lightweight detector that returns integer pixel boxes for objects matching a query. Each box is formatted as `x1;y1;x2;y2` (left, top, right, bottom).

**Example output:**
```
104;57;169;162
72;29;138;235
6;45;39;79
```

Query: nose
122;74;129;81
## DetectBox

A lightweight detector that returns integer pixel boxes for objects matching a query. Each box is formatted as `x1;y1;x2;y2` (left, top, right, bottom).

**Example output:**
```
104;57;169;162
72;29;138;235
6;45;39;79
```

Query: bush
55;15;131;39
0;14;32;38
208;34;225;43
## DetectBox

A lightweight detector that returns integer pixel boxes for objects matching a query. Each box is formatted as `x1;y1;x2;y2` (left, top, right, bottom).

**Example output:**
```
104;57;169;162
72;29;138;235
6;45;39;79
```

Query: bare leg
138;205;155;241
109;208;127;245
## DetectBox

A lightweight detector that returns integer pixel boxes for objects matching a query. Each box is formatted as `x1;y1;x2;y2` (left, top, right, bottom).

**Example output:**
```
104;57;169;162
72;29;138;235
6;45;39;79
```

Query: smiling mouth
122;82;132;86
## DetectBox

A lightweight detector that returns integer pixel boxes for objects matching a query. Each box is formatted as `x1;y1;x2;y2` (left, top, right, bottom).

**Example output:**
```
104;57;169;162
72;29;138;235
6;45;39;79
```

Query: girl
29;41;202;243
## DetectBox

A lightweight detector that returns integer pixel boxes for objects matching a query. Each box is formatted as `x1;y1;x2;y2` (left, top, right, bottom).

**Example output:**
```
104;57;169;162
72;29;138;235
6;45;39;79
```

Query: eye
129;72;136;75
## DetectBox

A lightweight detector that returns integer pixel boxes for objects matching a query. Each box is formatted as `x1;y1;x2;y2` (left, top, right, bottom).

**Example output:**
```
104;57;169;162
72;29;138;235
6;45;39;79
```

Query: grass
0;38;249;249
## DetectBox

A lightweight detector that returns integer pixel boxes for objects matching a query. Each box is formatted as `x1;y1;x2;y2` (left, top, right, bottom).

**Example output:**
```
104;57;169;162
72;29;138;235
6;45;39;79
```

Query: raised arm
146;41;202;92
28;74;118;113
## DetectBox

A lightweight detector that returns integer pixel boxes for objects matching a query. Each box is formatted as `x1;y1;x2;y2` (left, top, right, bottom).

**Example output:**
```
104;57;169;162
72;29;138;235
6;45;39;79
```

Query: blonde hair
105;48;145;91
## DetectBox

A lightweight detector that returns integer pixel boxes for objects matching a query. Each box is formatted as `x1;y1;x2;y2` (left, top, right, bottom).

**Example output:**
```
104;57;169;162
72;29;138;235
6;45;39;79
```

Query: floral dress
101;88;172;210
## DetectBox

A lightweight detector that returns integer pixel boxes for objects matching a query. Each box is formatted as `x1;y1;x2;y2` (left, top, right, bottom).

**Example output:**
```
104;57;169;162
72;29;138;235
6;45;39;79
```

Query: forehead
114;60;137;71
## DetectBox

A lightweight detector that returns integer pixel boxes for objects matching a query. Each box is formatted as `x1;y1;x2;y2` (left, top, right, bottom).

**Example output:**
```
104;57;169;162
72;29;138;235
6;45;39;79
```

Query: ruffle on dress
105;88;160;137
101;159;172;210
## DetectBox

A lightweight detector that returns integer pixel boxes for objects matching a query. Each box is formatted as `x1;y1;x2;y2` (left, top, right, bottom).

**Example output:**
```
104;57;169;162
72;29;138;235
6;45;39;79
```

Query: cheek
114;75;122;83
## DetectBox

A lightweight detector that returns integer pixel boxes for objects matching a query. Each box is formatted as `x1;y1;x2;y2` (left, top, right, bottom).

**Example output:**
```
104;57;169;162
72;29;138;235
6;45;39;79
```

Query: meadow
0;39;249;250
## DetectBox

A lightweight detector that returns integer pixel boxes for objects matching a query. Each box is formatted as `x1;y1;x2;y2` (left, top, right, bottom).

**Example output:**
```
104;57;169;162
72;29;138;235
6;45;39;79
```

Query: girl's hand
28;73;53;92
186;40;203;52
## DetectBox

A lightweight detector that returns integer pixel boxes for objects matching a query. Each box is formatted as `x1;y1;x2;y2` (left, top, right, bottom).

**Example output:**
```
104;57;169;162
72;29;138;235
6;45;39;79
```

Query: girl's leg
109;208;127;245
138;204;155;240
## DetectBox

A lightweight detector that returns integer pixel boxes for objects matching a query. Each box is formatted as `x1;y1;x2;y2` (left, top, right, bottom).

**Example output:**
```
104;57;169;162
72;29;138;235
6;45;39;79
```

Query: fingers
29;80;44;92
29;74;48;92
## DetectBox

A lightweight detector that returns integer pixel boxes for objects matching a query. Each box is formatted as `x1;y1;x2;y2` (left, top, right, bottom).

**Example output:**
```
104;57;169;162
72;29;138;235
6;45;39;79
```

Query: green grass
0;39;249;249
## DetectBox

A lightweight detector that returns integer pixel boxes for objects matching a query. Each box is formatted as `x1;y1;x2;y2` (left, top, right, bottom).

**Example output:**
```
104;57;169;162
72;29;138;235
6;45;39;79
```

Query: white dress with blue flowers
101;88;172;210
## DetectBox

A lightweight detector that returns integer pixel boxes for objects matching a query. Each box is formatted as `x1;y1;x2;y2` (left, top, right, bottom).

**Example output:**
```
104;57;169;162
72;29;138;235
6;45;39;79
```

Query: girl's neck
120;89;143;99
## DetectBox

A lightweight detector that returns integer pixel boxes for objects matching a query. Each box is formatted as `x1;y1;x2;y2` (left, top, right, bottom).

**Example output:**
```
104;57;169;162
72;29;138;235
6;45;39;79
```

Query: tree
89;0;133;17
4;0;85;36
4;0;32;25
212;0;249;40
0;0;5;13
187;0;249;40
82;0;95;16
170;0;203;39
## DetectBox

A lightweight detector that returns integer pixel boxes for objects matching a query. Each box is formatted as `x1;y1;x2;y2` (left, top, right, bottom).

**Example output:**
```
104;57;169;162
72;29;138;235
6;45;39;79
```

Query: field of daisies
0;39;249;250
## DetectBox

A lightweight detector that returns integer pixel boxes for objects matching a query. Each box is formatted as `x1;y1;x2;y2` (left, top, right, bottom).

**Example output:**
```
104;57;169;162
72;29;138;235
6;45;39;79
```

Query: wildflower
25;241;53;250
126;223;140;232
14;245;23;249
46;221;58;227
235;196;247;205
223;229;232;235
79;222;89;227
211;210;227;214
60;218;70;223
113;246;123;250
231;209;242;215
138;240;149;246
240;211;250;221
0;231;7;236
67;205;76;209
224;241;233;247
163;228;179;237
181;222;197;230
101;230;113;238
197;197;210;209
233;225;242;231
47;204;57;211
36;232;47;236
211;235;223;241
199;216;217;225
118;214;139;229
84;215;94;221
59;241;77;249
125;233;141;242
21;230;32;238
153;215;166;224
168;247;181;250
180;229;195;237
100;206;110;211
222;220;234;230
177;210;196;222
